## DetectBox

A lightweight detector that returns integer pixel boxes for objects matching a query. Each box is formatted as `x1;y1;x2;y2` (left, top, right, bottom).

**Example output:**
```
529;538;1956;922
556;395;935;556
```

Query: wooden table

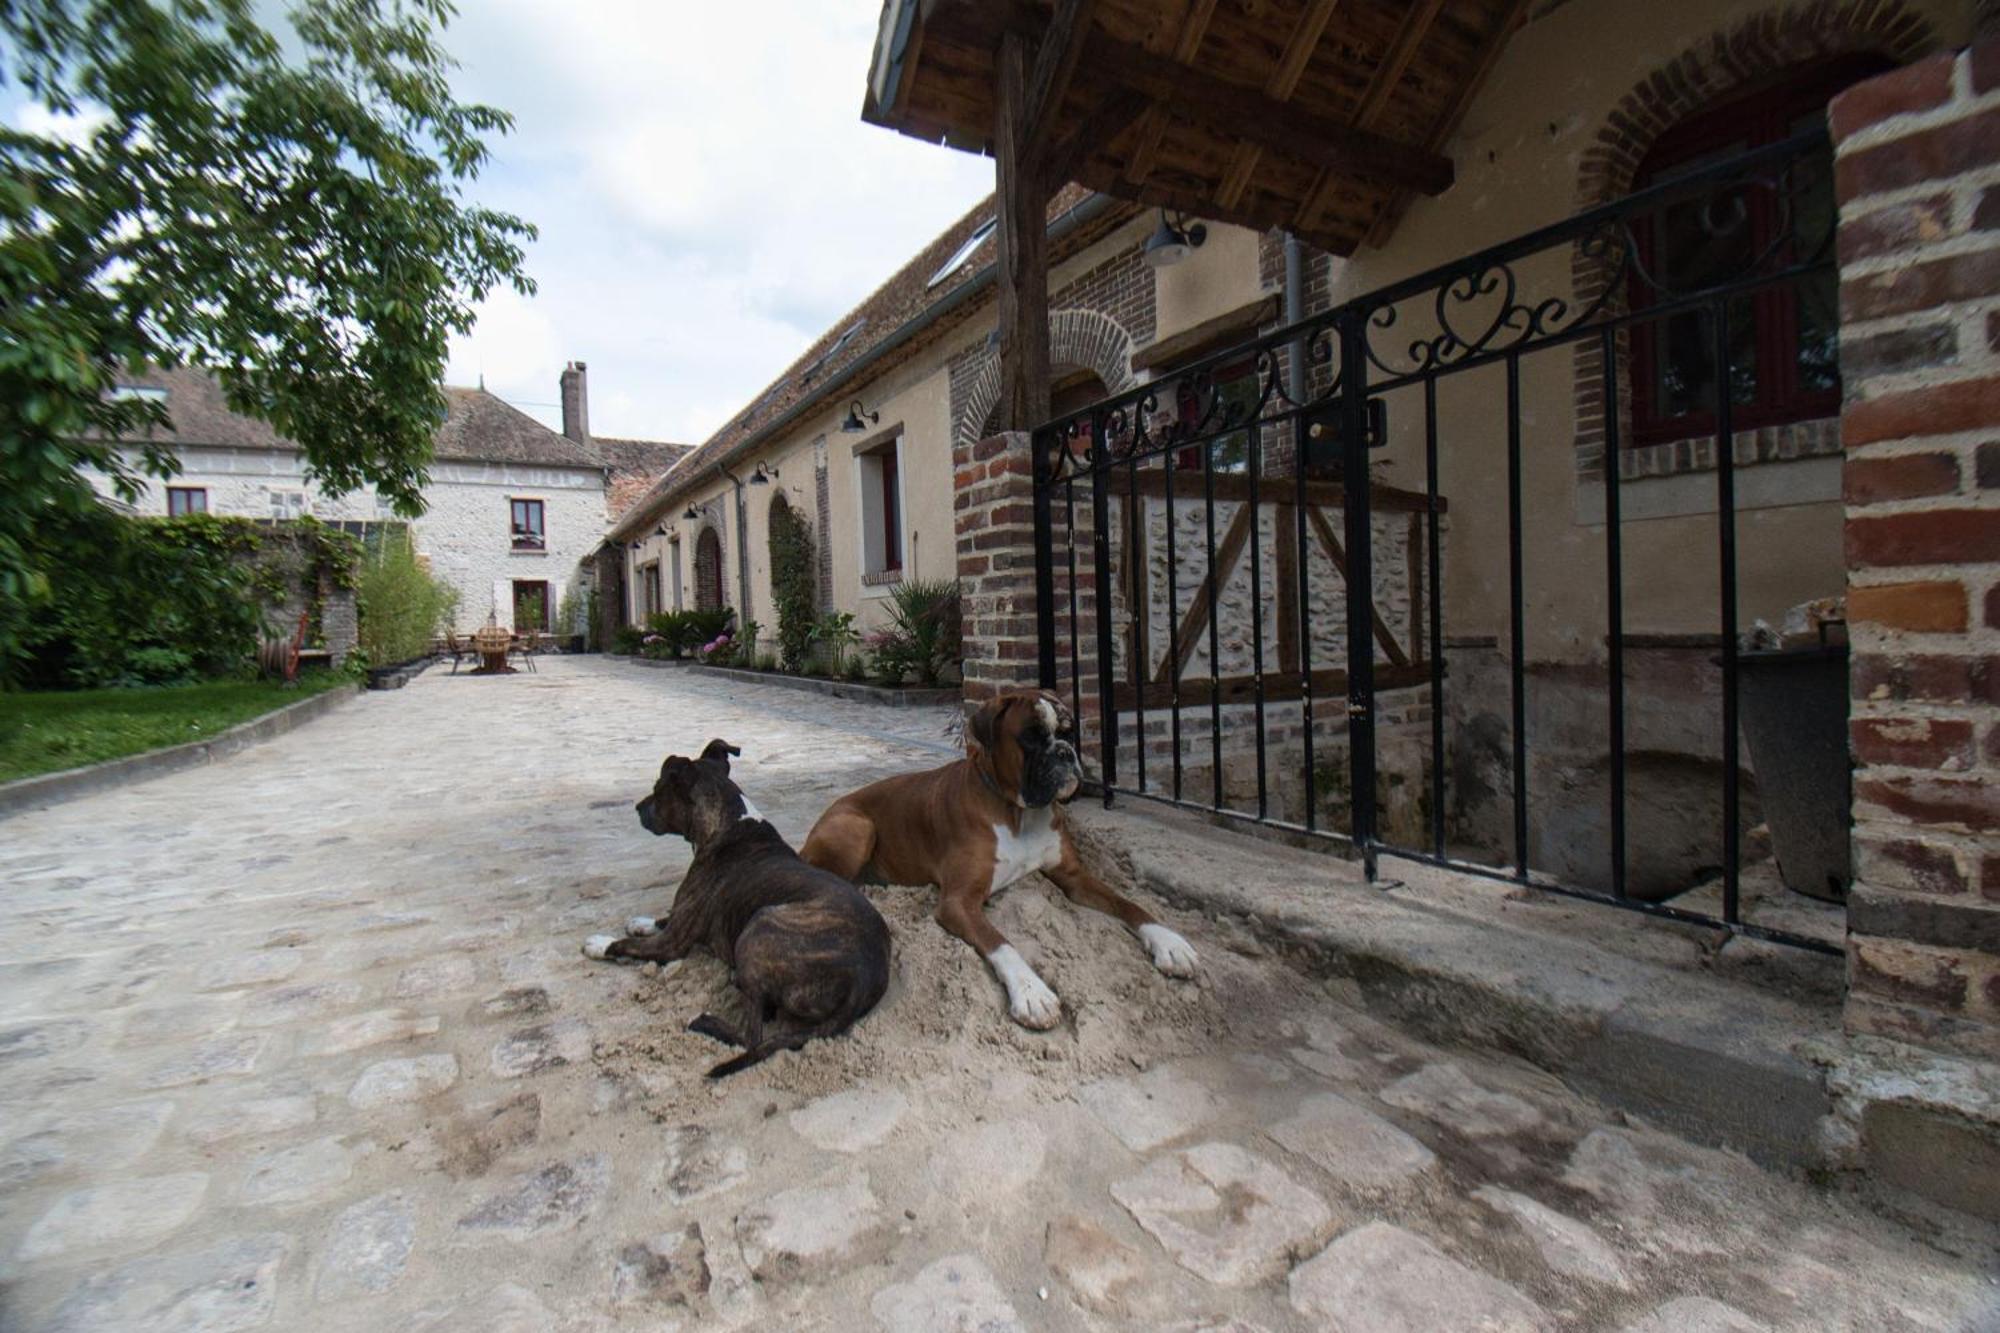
473;627;513;674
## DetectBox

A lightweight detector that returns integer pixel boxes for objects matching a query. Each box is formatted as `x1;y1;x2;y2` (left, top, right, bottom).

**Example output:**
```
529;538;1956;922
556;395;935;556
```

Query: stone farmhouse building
93;363;686;636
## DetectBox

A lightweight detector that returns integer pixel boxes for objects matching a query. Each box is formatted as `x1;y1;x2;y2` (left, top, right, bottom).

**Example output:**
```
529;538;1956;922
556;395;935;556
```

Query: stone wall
102;445;606;634
1833;40;2000;1060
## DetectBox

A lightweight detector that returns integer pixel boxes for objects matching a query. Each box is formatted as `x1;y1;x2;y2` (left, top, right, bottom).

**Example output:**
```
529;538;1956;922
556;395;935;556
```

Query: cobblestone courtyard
1;657;1995;1331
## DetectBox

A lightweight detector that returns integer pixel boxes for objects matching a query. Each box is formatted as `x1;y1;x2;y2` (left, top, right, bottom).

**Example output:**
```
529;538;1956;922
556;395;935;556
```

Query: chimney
559;361;590;443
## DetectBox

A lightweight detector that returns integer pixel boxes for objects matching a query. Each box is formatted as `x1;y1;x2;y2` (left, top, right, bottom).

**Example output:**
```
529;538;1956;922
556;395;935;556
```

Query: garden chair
508;631;538;673
442;631;475;675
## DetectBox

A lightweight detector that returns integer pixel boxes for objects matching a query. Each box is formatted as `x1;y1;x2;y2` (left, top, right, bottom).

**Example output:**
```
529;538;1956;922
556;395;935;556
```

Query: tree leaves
2;0;534;679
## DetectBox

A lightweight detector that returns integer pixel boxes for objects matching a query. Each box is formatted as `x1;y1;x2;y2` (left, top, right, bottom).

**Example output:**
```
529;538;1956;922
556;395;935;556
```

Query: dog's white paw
624;916;658;937
1138;923;1199;979
988;944;1061;1031
582;934;620;960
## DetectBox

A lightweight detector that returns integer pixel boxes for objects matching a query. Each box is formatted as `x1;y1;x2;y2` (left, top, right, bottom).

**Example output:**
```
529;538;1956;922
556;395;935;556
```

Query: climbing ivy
13;512;361;689
767;495;818;674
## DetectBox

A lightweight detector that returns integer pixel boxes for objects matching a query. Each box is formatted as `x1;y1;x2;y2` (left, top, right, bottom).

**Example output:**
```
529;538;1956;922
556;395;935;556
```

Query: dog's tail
703;966;888;1080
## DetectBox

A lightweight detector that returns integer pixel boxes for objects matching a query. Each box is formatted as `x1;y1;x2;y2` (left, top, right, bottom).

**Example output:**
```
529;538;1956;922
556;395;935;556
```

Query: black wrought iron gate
1030;130;1842;954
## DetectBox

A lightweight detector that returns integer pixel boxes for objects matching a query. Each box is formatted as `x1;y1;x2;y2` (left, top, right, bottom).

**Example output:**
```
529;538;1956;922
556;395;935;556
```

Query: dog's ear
699;738;741;771
966;695;1013;757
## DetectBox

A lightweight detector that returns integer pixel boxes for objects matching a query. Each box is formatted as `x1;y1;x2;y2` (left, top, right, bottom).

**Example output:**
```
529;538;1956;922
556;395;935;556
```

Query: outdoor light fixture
1143;208;1207;269
654;524;668;536
683;504;699;520
749;462;779;485
841;400;879;434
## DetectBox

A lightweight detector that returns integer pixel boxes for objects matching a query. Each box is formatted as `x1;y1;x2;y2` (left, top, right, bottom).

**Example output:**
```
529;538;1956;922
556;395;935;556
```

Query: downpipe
716;463;752;631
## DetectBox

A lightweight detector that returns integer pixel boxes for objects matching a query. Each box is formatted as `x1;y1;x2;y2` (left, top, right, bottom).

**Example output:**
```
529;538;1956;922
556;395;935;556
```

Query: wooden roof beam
1043;86;1151;187
1215;0;1341;210
1023;0;1095;158
1362;0;1534;247
1087;30;1453;196
1122;0;1219;188
1291;0;1448;232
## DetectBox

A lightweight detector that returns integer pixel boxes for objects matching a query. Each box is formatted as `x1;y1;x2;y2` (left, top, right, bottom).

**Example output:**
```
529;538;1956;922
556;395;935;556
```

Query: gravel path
0;656;1993;1331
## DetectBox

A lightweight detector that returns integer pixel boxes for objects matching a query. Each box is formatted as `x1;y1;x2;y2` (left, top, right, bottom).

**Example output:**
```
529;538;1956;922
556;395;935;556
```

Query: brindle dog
582;739;890;1078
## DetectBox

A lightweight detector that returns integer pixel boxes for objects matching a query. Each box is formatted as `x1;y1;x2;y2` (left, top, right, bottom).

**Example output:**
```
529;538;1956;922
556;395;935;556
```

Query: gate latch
1304;398;1388;462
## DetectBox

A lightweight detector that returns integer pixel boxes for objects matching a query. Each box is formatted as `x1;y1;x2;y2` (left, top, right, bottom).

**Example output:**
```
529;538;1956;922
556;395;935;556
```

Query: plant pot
1735;643;1850;903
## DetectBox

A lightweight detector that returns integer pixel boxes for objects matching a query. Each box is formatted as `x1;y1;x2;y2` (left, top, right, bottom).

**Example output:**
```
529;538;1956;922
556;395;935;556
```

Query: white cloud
439;1;996;443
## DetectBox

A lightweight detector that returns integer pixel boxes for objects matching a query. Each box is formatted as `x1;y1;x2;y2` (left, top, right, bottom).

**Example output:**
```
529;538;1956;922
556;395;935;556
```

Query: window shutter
493;580;510;630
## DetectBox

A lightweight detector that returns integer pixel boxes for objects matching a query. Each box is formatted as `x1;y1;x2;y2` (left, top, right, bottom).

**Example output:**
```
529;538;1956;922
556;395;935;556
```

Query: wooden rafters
1361;0;1533;248
1085;30;1453;195
1214;0;1341;211
1023;0;1096;157
1291;0;1449;233
1121;0;1219;188
1043;87;1151;188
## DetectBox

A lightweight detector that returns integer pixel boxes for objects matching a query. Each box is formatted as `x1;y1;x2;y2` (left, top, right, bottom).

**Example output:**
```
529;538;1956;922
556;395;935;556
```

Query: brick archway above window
1570;0;1937;485
956;307;1138;447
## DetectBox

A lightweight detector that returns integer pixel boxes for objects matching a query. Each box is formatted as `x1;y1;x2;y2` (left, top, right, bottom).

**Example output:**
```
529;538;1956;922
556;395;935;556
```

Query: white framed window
268;488;308;519
855;434;905;588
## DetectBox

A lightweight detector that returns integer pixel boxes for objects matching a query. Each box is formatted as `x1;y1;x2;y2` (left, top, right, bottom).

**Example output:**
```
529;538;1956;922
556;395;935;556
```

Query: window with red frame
510;498;545;550
1626;57;1886;445
166;486;207;516
1172;356;1260;474
879;449;902;572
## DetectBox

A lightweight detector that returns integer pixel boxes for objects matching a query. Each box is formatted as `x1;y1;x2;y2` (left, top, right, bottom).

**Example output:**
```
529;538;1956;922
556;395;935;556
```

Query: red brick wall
1834;38;2000;1060
955;431;1043;701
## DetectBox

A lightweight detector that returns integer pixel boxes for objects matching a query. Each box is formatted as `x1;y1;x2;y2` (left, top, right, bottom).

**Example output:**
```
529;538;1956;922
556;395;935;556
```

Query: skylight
799;320;868;384
111;385;169;403
926;218;995;288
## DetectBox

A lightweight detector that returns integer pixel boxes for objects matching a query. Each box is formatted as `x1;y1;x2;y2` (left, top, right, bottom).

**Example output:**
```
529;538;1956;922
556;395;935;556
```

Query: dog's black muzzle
1021;740;1083;808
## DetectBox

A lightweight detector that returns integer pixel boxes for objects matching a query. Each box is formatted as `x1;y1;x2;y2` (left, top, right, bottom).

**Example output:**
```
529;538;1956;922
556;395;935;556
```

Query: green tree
0;0;535;676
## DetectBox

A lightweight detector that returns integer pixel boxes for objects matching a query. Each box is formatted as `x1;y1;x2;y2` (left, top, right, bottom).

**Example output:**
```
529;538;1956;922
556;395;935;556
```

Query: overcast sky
438;2;996;444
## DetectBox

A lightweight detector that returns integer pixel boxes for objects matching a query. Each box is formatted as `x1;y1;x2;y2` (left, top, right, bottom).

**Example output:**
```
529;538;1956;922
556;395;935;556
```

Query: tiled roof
606;182;1129;540
592;436;692;478
594;436;694;521
433;386;601;468
103;367;606;471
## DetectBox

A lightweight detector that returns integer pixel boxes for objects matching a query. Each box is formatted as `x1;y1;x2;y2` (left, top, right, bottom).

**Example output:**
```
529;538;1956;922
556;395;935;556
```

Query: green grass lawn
0;672;350;784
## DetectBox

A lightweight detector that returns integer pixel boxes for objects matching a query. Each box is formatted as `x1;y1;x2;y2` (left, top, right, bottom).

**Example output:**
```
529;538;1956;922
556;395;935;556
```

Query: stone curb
1065;801;1837;1173
625;657;961;709
0;683;364;821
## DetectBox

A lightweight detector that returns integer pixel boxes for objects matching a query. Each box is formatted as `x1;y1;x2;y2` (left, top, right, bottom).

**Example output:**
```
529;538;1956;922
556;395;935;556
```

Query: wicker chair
441;630;475;675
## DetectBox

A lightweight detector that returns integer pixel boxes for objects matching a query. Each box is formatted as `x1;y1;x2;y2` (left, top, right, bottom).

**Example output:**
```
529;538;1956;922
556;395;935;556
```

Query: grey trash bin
1734;642;1850;903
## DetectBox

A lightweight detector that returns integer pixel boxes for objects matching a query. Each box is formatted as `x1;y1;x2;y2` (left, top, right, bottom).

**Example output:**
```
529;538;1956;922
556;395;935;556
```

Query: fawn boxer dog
801;690;1196;1030
582;740;890;1077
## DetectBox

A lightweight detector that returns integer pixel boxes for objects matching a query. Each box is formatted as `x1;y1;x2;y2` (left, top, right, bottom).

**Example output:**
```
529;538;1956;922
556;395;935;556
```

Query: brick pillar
1833;41;2000;1060
955;431;1041;701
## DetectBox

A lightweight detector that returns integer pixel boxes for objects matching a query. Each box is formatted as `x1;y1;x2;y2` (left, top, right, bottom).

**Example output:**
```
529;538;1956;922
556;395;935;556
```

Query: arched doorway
982;366;1109;440
694;527;725;612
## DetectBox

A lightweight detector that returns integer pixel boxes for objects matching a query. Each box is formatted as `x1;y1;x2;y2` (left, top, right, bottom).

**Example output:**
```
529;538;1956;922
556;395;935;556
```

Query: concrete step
1068;797;2000;1224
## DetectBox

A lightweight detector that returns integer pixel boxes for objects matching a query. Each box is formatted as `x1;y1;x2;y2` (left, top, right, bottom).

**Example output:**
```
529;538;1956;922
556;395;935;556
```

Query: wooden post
994;30;1051;433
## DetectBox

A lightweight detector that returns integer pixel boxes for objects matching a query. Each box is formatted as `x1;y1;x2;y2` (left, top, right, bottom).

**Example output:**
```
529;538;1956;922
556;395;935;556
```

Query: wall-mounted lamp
749;462;779;486
654;524;668;536
985;325;1001;353
841;400;879;434
1143;208;1207;269
683;504;700;520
